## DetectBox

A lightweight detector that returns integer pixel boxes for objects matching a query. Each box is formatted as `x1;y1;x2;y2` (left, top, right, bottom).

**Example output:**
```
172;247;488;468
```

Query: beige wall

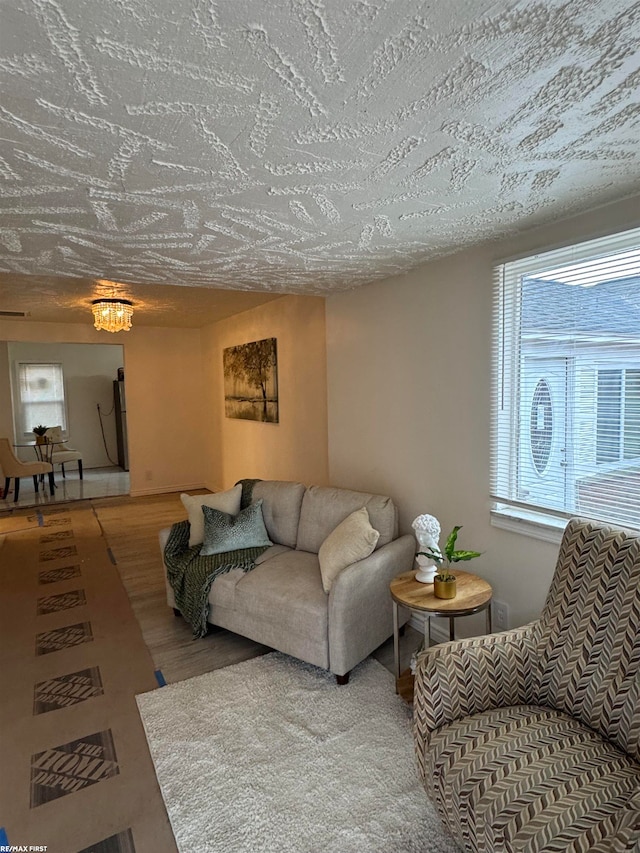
202;295;329;490
326;194;640;632
120;327;206;495
0;321;206;496
0;295;328;500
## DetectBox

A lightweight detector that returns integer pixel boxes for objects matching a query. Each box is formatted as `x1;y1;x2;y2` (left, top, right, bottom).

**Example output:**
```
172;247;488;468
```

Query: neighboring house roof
522;275;640;338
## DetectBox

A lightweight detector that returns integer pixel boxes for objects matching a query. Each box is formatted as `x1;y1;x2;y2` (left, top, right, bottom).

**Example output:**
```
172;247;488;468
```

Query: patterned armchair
413;518;640;853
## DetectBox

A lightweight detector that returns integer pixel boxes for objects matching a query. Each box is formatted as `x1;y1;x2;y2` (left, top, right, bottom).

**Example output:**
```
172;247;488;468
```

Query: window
16;363;67;436
596;369;640;463
492;226;640;530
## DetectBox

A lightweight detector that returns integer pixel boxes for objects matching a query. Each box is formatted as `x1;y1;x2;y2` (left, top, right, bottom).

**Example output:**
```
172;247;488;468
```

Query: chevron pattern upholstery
413;518;640;852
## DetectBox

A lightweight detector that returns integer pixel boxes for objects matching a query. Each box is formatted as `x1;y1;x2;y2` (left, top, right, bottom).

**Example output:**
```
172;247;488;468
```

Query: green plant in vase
418;525;481;599
33;425;48;445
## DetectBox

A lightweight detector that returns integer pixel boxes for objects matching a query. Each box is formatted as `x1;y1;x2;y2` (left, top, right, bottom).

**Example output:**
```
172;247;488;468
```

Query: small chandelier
91;298;133;333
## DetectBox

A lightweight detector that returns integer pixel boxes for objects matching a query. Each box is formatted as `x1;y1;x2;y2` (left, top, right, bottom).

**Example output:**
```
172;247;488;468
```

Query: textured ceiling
1;0;640;322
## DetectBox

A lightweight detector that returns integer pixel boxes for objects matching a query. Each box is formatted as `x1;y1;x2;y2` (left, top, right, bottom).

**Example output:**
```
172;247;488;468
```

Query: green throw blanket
164;479;266;638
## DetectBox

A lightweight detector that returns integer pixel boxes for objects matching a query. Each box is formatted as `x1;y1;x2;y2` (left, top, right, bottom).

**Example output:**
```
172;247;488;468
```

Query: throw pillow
181;485;242;548
318;507;380;593
200;499;272;556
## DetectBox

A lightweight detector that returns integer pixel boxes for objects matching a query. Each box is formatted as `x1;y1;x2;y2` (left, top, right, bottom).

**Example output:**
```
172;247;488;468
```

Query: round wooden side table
389;568;493;692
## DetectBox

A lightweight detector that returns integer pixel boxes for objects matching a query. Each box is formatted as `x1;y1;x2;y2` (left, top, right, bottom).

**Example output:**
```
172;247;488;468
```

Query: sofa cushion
200;500;271;556
296;485;397;554
318;507;380;593
254;543;292;565
233;550;328;648
251;480;306;548
206;568;245;611
181;485;242;547
425;704;640;853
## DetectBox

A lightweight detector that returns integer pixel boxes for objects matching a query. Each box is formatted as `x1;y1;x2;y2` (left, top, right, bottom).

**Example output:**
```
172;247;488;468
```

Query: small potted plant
418;525;481;599
33;425;48;445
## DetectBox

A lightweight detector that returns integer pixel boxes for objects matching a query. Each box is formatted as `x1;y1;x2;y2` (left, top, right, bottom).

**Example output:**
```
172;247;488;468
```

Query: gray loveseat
159;480;415;682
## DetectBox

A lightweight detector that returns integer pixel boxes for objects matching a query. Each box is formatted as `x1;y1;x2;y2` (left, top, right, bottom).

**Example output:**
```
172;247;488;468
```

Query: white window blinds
17;363;67;436
492;226;640;529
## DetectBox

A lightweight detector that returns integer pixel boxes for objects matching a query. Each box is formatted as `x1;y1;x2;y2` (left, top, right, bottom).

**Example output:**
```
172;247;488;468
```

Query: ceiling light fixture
91;298;134;333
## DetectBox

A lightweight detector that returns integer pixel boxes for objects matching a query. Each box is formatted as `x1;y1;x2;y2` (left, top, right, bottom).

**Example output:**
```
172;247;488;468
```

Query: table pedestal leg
393;601;400;685
449;616;455;641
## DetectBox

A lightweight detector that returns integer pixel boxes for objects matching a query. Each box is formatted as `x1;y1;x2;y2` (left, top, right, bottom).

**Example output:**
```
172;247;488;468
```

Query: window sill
491;507;567;544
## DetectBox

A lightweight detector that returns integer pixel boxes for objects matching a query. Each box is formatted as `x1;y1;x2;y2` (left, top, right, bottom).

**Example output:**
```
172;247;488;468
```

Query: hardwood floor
91;491;423;685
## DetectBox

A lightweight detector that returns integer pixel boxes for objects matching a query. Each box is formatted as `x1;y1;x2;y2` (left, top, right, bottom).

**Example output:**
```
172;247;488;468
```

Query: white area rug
136;652;458;853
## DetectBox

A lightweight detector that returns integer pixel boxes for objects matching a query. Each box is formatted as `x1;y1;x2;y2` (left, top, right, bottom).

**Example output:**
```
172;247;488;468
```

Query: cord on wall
97;401;117;466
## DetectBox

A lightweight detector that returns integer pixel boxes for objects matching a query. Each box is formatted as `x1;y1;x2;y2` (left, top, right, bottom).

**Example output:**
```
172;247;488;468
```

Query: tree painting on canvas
223;338;279;423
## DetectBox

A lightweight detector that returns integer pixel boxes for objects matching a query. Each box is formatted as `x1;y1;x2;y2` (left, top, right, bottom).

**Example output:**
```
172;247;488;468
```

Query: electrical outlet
493;600;509;631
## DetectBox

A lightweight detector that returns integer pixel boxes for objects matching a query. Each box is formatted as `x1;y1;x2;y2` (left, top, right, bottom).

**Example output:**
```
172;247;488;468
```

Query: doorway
0;340;130;510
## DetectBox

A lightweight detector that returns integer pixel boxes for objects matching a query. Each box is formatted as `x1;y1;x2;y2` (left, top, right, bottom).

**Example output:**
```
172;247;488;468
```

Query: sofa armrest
327;533;416;675
413;623;540;761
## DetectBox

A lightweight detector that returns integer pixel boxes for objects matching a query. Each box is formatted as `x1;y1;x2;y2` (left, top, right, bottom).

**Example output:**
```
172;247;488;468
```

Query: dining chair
44;426;84;479
0;437;54;501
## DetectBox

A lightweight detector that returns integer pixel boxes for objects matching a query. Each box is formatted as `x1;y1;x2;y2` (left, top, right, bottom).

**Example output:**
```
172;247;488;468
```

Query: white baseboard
409;612;451;645
129;482;206;497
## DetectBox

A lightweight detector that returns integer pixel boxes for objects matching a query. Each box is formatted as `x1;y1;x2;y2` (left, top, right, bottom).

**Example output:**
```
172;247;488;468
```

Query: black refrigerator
114;379;129;471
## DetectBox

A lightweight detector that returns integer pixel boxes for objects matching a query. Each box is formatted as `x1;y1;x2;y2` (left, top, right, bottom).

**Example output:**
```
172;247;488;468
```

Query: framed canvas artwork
223;338;279;423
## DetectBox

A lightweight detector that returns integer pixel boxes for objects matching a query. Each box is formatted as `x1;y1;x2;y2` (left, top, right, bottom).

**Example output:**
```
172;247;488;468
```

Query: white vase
415;564;438;584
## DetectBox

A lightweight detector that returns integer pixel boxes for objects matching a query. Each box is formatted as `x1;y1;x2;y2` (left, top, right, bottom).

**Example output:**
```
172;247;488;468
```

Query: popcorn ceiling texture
1;0;639;298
